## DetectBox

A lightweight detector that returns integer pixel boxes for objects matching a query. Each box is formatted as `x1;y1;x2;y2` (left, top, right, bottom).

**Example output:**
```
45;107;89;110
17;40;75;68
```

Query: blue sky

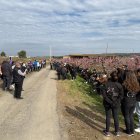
0;0;140;56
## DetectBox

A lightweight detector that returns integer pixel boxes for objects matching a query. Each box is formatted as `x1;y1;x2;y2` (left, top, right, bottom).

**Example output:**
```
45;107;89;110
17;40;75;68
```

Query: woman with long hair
122;70;140;136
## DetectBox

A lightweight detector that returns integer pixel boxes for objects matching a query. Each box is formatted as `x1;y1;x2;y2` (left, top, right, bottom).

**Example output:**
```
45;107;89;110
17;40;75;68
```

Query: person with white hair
12;62;27;99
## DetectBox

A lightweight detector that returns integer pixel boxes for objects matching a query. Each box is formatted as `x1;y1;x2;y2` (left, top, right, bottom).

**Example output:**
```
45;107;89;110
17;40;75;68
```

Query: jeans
136;102;140;128
2;76;11;90
123;105;135;134
14;83;22;98
104;104;119;132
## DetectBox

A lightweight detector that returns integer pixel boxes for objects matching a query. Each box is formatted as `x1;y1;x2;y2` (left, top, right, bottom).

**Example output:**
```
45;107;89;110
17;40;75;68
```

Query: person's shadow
65;106;106;134
0;81;3;89
82;102;125;132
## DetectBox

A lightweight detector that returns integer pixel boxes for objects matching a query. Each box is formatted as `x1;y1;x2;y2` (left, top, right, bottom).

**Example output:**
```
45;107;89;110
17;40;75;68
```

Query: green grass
64;75;103;112
62;75;139;126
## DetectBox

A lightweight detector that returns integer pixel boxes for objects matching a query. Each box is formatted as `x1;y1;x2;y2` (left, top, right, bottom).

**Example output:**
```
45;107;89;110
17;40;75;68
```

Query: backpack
106;87;119;101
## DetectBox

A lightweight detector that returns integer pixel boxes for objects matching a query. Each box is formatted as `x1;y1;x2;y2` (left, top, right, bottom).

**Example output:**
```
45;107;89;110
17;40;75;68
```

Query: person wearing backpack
101;71;124;137
122;71;140;136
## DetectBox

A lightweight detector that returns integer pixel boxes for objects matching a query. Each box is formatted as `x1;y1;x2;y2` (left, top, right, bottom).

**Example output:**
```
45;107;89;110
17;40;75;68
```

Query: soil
0;67;61;140
0;68;140;140
57;80;140;140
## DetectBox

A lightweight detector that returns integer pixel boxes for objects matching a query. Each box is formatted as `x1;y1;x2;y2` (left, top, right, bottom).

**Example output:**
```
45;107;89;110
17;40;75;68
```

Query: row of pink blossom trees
53;55;140;73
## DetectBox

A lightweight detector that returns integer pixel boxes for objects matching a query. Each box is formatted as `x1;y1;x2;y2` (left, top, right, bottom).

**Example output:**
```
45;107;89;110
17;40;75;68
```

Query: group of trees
0;50;27;58
0;51;6;57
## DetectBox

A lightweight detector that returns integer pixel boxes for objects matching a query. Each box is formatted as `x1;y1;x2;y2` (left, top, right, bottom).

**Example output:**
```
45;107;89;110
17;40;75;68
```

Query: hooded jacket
101;80;124;107
1;61;12;77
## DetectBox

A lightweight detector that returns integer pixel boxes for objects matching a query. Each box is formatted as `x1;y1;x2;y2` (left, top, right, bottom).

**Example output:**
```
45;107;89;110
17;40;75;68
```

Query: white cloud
0;0;140;56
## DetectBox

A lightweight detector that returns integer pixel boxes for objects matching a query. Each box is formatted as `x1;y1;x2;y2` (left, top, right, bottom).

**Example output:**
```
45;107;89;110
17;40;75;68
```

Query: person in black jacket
121;71;140;136
13;62;27;99
56;64;62;80
1;60;12;91
61;65;67;80
101;71;124;137
70;65;77;80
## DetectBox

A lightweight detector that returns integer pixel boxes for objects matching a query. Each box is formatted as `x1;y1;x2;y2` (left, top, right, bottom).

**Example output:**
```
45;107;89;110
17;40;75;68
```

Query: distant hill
102;53;140;56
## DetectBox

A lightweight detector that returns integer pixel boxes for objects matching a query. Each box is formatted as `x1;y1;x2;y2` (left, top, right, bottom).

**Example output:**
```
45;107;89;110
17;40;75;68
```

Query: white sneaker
10;84;15;89
135;128;140;133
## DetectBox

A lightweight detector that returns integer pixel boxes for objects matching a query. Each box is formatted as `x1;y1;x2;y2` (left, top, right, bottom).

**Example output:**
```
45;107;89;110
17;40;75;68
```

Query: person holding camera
101;71;124;137
13;62;27;99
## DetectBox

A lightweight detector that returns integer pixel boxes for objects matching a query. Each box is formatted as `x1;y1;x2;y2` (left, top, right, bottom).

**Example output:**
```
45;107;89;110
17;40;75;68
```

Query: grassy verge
62;75;103;112
60;75;138;125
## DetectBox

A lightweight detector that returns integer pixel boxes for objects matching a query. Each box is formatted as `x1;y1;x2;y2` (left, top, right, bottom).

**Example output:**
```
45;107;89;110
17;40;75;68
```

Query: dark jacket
21;66;26;79
136;76;140;101
122;88;137;107
136;92;140;102
101;81;124;107
70;67;77;76
1;61;12;77
13;67;23;84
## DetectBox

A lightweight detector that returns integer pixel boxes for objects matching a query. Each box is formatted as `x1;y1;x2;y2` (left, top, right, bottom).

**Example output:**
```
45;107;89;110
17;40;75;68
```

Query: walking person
13;62;27;99
101;71;124;137
121;71;140;136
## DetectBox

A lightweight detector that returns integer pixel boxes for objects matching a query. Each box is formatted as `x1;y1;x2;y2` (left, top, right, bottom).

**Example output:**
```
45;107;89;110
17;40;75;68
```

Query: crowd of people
51;58;140;137
50;61;77;80
1;56;140;137
0;59;46;99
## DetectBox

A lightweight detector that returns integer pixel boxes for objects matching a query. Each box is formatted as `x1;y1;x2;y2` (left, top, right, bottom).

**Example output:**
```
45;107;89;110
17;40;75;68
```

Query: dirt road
0;67;61;140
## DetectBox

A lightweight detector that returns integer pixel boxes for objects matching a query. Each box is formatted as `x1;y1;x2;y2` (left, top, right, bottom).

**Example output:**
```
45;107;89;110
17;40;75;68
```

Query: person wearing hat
13;62;27;99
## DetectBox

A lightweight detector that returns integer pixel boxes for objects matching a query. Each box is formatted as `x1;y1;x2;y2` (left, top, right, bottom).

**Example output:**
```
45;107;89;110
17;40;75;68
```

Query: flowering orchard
53;55;140;73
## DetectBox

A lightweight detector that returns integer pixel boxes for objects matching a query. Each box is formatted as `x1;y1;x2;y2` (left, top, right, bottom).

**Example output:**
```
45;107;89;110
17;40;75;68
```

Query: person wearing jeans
121;71;140;136
122;102;135;135
101;71;124;137
104;102;119;134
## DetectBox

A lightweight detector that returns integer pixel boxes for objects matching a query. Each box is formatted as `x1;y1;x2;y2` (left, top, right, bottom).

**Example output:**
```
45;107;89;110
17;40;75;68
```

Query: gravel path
0;67;61;140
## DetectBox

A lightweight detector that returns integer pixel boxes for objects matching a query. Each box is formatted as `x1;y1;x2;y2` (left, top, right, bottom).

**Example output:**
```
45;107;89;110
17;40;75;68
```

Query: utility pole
49;46;52;61
132;48;134;54
106;42;108;56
